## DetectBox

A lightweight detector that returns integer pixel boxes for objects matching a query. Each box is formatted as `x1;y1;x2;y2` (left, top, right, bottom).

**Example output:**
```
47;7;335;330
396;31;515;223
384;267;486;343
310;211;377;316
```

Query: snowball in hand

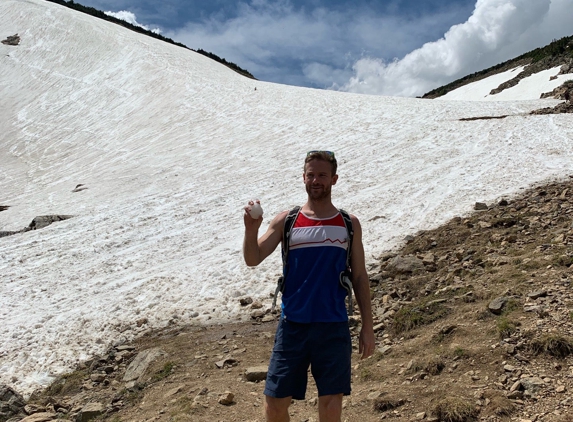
249;202;264;219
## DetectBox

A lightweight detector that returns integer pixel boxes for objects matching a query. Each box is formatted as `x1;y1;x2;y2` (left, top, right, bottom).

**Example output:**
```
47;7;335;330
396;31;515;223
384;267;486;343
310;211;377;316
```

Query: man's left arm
349;215;376;359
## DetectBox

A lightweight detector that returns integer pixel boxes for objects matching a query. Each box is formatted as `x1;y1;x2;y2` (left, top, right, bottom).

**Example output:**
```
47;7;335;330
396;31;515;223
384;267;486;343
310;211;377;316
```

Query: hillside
423;35;573;100
1;0;573;419
43;0;255;80
4;176;573;422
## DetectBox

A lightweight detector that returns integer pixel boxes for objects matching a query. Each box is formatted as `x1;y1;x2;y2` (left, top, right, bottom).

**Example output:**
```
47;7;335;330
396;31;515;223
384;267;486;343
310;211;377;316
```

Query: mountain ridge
423;35;573;99
44;0;256;80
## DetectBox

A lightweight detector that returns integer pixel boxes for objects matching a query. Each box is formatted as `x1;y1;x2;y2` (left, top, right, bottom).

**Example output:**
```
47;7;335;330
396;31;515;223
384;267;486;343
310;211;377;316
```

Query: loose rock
245;366;268;382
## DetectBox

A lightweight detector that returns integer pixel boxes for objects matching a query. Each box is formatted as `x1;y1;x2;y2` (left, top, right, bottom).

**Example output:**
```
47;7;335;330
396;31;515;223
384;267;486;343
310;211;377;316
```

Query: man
243;151;375;422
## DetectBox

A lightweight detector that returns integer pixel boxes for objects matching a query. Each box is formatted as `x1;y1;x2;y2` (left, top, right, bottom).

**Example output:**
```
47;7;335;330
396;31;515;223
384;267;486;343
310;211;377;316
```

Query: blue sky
76;0;573;96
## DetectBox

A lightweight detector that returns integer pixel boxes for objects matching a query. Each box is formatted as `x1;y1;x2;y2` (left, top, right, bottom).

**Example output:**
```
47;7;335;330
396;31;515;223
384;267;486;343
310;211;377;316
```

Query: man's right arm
243;208;287;267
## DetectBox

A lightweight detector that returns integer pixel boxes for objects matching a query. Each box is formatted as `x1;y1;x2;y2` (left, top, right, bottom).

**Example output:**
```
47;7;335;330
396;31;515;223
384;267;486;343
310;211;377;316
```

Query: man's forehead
304;160;333;173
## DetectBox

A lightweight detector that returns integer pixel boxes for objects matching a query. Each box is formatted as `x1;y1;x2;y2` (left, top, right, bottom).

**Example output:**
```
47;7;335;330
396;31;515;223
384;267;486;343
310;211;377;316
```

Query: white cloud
302;62;353;88
165;0;470;88
104;10;162;34
340;0;573;97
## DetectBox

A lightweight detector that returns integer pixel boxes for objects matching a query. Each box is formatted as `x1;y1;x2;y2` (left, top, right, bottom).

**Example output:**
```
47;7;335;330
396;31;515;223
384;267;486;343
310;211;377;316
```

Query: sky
2;0;573;395
71;0;573;96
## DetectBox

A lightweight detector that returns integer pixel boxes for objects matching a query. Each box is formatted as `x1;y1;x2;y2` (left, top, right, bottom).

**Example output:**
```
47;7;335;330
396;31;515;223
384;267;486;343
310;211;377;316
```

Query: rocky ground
3;176;573;422
530;101;573;115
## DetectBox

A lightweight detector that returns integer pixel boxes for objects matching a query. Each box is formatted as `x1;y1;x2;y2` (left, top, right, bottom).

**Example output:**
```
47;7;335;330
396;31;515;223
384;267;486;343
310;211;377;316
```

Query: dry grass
529;334;573;359
42;369;87;396
482;391;515;417
407;355;446;376
373;397;405;412
550;413;573;422
434;396;479;422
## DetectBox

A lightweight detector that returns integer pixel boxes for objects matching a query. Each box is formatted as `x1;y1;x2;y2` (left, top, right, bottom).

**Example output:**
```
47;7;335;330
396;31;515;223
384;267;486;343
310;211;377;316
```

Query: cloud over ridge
340;0;570;96
103;0;573;96
105;10;161;34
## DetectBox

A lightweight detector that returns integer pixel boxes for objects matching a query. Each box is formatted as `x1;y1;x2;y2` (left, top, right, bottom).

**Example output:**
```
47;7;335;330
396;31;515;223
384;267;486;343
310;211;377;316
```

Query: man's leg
265;395;292;422
318;394;343;422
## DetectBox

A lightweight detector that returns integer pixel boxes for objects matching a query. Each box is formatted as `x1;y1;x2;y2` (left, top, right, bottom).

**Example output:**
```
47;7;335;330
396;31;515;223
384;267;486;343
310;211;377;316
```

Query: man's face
303;159;338;200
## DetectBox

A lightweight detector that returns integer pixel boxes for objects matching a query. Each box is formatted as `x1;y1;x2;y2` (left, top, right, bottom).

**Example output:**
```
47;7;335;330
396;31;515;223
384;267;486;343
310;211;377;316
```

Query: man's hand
244;200;263;231
359;325;375;359
243;203;284;267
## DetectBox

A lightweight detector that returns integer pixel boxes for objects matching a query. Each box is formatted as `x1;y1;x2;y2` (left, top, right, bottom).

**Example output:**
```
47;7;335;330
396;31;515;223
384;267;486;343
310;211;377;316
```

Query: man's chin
308;191;329;200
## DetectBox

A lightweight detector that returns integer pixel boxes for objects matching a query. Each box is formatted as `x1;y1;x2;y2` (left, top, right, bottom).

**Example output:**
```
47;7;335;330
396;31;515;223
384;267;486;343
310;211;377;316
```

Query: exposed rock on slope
489;59;573;97
423;35;573;99
1;34;20;46
0;215;73;239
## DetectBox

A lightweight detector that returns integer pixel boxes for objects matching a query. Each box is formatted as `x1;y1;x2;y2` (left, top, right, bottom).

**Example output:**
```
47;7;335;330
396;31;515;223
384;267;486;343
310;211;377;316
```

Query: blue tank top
282;211;349;322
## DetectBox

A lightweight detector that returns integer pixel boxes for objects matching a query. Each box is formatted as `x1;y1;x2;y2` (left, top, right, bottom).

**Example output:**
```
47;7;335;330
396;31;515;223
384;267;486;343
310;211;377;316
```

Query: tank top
282;211;349;322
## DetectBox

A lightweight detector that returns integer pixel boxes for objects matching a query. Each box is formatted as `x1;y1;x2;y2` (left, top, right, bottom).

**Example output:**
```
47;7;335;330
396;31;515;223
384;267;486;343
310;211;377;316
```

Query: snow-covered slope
1;0;573;395
442;66;573;101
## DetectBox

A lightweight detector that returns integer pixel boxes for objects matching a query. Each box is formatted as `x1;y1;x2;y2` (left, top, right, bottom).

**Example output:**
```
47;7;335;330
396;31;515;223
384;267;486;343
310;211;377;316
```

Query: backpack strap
271;206;301;311
338;209;353;269
338;209;355;315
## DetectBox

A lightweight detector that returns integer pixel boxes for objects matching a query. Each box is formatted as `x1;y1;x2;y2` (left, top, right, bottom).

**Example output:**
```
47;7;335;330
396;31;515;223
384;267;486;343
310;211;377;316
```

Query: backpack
271;206;355;315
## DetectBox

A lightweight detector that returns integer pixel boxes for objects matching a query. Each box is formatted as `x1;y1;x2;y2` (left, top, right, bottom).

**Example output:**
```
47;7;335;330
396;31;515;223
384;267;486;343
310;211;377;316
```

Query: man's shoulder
270;209;290;227
337;208;359;223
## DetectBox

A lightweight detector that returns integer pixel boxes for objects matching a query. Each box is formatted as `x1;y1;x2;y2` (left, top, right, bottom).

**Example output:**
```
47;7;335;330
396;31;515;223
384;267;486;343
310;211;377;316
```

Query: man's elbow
244;255;261;267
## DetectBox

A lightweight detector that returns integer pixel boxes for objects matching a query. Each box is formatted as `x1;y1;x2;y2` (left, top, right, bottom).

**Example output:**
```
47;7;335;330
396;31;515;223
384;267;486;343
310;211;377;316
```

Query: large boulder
28;215;73;230
123;348;165;383
0;384;26;422
488;297;508;315
1;34;20;46
386;255;425;275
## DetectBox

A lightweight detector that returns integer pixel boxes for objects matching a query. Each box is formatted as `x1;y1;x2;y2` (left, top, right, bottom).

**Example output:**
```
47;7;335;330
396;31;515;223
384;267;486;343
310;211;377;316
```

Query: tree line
45;0;256;80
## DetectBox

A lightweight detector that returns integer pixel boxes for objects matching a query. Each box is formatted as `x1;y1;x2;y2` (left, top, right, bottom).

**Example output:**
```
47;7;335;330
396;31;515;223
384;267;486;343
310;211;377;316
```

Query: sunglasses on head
306;150;335;159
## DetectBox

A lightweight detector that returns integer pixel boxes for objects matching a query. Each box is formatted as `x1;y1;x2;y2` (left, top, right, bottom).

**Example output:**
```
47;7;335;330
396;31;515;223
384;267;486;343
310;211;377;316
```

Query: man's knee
265;395;291;421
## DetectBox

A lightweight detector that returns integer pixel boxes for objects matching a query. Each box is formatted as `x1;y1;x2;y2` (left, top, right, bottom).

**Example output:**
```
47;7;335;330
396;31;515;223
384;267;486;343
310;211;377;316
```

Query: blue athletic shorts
264;317;352;400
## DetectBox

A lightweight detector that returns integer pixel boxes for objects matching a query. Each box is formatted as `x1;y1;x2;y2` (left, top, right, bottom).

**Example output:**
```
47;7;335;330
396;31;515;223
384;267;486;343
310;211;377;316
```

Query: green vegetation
423;35;573;98
118;387;145;405
501;299;520;315
45;0;255;79
553;255;573;268
524;36;573;62
497;317;518;339
359;367;375;381
151;361;175;382
392;299;450;334
173;395;195;414
453;346;467;359
44;369;87;396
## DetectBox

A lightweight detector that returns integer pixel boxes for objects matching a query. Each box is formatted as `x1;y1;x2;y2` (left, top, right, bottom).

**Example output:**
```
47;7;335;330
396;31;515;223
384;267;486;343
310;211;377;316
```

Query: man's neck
302;197;338;218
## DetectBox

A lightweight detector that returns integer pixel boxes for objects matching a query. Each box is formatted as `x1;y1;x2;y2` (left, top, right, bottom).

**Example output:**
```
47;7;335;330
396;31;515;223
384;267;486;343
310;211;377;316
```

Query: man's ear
332;174;338;185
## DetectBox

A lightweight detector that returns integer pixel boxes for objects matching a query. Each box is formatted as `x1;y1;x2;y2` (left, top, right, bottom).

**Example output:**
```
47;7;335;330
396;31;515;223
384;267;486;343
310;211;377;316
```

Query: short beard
306;184;331;201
